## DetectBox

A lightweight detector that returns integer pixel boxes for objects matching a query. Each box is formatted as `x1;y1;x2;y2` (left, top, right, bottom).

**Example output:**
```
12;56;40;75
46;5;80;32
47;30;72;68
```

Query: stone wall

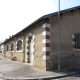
4;21;46;69
50;9;80;69
3;9;80;70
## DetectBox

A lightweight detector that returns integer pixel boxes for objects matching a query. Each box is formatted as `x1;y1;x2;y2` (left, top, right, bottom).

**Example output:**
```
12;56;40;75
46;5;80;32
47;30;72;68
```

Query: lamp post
58;0;60;71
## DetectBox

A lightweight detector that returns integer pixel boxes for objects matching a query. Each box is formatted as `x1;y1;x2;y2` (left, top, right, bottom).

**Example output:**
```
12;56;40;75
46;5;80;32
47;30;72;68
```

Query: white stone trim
29;33;32;36
26;38;28;41
33;42;35;46
16;38;23;51
6;44;9;51
22;44;23;47
72;34;75;38
73;48;80;51
32;34;35;53
32;48;34;53
43;47;50;51
16;41;17;44
42;31;50;36
11;51;14;52
42;23;50;28
26;34;35;53
22;39;23;42
10;43;14;51
10;42;14;46
16;46;17;49
42;55;46;60
16;38;23;42
72;41;75;45
26;49;29;52
33;35;35;39
42;39;51;43
16;50;23;52
26;44;28;46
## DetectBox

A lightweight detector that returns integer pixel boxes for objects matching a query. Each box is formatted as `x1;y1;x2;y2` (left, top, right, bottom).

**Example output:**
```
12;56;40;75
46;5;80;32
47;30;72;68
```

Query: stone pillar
42;21;51;70
26;37;30;63
23;33;26;62
72;34;75;51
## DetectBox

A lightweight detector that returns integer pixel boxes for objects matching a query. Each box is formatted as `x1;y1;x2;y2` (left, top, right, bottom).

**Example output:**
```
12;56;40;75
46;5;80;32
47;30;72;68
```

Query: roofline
2;16;45;44
3;5;80;44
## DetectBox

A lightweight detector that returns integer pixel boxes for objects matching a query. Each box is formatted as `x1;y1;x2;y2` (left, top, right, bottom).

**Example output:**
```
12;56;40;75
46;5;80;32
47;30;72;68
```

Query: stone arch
16;38;23;51
17;40;22;51
6;44;9;51
11;43;14;51
26;33;35;63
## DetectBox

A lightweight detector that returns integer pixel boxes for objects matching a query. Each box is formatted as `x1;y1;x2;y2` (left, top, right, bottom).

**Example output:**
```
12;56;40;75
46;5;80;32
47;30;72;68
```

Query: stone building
0;43;2;53
2;6;80;70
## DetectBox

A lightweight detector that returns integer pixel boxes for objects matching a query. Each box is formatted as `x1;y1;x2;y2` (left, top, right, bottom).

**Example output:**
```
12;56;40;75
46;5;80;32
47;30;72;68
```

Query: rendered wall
4;21;46;69
50;9;80;69
25;22;45;69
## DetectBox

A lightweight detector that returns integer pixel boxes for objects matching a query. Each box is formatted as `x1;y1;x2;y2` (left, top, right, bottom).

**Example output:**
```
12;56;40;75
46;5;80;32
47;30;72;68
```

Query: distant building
2;6;80;70
0;43;2;53
1;44;4;53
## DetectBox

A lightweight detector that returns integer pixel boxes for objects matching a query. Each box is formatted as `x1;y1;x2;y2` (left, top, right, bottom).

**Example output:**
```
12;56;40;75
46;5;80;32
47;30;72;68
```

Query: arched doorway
29;38;34;63
27;34;35;64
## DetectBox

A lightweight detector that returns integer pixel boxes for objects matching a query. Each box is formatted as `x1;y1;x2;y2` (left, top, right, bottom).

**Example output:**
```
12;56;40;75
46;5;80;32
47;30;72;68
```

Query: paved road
0;54;63;79
0;54;80;80
53;74;80;80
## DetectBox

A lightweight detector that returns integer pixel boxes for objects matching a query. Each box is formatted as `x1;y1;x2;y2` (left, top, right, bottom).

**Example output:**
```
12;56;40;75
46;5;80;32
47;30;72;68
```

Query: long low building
2;6;80;70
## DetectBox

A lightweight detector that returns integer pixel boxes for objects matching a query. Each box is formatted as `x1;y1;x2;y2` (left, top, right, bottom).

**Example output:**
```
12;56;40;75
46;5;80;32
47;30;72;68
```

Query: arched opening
7;45;9;51
17;40;22;51
27;35;34;64
11;43;14;51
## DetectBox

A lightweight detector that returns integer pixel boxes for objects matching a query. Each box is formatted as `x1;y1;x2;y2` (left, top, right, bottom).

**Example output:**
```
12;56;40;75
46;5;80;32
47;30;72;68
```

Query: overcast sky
0;0;80;42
